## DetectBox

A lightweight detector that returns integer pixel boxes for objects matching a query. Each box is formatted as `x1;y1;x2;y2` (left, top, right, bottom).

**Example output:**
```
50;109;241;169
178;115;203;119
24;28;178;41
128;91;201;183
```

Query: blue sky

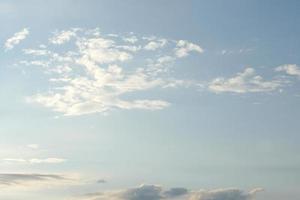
1;1;300;200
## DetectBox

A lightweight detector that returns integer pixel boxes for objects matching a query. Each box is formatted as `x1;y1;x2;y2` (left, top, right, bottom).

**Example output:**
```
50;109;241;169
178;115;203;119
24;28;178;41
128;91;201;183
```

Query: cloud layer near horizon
0;173;70;189
75;184;263;200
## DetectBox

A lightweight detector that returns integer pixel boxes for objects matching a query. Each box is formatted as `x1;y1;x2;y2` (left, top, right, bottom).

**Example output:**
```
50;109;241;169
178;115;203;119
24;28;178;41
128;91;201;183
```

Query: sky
0;0;300;200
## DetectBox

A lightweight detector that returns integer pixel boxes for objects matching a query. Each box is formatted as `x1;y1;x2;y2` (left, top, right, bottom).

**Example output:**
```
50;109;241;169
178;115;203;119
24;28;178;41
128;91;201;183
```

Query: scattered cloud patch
4;28;29;50
18;28;203;116
209;68;282;93
49;29;77;45
123;35;138;44
12;27;295;116
220;48;253;55
174;40;203;58
276;64;300;78
144;39;167;51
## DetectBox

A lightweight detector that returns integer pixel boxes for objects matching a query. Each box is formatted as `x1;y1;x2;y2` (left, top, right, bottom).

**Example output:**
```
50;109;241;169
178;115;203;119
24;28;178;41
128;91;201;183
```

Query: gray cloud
97;179;107;184
189;188;263;200
163;187;188;198
121;185;163;200
0;173;67;187
77;184;262;200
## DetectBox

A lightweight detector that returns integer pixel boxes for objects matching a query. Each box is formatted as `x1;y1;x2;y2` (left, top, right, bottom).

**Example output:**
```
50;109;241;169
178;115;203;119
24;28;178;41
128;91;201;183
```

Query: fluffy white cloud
144;39;167;50
75;184;262;200
4;28;29;50
19;28;203;116
209;68;282;93
174;40;203;58
275;64;300;78
77;37;132;64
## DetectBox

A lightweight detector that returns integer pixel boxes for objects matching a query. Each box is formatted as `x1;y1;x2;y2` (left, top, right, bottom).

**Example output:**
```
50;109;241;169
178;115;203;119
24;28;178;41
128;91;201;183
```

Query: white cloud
27;144;39;149
147;56;175;75
4;28;29;50
174;40;203;58
144;39;167;51
2;158;27;163
209;68;282;93
49;29;77;45
2;157;66;164
75;184;262;200
123;36;138;44
18;28;286;115
29;158;66;164
20;28;203;116
23;48;49;56
77;37;132;64
275;64;300;78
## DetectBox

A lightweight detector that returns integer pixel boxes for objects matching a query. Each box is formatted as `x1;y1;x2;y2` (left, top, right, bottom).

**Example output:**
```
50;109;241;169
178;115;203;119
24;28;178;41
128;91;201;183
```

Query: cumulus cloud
4;28;29;50
75;184;262;200
208;68;282;93
19;28;203;116
275;64;300;78
144;39;167;50
174;40;203;58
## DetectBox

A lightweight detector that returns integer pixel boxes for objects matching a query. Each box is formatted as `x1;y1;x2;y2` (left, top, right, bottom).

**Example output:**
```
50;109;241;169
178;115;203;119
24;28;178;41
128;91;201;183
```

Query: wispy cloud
2;157;66;164
1;144;66;165
4;28;29;50
209;68;282;93
0;173;70;189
